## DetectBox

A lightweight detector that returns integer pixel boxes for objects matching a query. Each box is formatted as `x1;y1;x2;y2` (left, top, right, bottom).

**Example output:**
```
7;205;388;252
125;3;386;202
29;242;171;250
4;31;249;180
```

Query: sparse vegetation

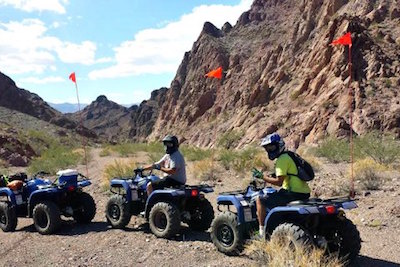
217;130;244;149
100;148;112;157
314;137;350;163
217;147;272;173
245;235;344;267
180;145;213;161
28;145;83;174
191;158;220;181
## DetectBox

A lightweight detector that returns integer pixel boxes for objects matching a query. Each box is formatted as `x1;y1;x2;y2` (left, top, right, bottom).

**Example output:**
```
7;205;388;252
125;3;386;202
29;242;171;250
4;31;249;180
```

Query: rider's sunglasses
263;144;277;152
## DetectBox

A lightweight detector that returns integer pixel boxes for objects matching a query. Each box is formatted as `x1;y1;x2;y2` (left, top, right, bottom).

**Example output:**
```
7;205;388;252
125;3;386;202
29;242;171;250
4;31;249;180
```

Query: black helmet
162;135;179;154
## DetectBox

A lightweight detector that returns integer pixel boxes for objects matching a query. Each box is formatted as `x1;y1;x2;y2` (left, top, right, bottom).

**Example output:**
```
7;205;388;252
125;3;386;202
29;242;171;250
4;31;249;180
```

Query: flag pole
73;78;89;177
348;45;355;198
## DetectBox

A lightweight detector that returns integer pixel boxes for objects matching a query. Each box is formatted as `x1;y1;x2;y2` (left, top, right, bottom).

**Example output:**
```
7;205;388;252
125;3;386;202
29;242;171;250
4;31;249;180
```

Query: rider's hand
252;168;264;179
134;167;144;173
152;164;161;170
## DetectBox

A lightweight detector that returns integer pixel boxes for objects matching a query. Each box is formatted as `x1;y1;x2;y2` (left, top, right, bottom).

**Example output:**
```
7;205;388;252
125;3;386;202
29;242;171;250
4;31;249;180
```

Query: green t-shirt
275;153;311;194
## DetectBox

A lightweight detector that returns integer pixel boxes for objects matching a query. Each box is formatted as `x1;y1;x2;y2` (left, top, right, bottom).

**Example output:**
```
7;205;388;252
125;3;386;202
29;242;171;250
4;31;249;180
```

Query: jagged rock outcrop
149;0;400;147
0;133;36;167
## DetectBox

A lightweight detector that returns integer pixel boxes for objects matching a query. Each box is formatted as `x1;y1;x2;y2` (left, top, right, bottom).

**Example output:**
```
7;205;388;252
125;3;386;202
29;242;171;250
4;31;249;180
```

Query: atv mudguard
27;187;60;216
0;187;17;206
144;189;186;218
110;179;134;201
216;194;250;225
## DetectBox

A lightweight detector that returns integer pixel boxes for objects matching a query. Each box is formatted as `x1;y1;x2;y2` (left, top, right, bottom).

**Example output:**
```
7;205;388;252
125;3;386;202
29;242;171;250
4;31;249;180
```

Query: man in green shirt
256;133;310;237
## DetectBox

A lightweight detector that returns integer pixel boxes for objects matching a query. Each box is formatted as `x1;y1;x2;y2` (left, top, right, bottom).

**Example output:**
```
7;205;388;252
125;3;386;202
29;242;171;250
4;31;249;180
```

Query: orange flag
205;67;223;79
69;72;76;83
330;32;352;46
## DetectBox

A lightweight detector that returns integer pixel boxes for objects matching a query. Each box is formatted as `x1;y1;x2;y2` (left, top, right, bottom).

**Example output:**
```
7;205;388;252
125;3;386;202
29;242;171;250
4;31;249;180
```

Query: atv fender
216;195;249;225
144;190;186;219
110;179;133;200
0;188;16;206
28;187;59;216
264;206;316;233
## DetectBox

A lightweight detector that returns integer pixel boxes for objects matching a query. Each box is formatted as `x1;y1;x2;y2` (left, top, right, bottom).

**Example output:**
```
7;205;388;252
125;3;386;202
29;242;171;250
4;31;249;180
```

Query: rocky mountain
145;0;400;148
0;72;96;138
71;88;167;142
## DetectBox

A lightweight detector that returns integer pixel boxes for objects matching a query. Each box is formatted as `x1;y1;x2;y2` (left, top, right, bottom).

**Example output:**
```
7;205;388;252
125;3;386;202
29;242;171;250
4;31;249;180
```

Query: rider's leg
256;196;266;236
146;182;153;196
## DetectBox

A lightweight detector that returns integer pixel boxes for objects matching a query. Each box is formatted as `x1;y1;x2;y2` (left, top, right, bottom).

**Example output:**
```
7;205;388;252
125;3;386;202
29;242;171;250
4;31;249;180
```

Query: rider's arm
160;167;177;175
263;175;286;186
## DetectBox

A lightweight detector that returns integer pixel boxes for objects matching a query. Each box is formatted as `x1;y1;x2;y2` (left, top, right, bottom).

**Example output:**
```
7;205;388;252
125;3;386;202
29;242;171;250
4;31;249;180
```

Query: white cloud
0;0;68;14
19;75;65;84
88;0;252;80
0;18;102;75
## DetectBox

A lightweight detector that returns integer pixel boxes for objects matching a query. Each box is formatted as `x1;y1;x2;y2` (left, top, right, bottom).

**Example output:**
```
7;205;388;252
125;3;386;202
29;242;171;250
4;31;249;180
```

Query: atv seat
7;180;24;191
287;198;323;206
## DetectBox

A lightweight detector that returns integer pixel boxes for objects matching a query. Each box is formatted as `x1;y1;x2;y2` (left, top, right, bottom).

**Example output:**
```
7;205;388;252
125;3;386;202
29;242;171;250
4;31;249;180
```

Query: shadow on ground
351;255;400;267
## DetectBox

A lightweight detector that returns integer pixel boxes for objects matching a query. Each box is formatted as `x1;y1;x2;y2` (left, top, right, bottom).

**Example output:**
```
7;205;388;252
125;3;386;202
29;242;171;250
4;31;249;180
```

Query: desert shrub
354;132;400;166
217;147;272;173
180;145;213;162
99;148;112;157
191;158;220;181
353;158;386;190
217;130;244;149
314;137;350;163
245;235;344;267
218;149;237;170
102;159;137;190
28;145;82;174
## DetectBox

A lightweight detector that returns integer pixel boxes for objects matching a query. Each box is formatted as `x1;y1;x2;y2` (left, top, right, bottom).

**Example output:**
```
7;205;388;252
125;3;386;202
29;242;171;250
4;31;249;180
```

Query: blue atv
0;170;96;235
210;171;361;261
105;169;214;238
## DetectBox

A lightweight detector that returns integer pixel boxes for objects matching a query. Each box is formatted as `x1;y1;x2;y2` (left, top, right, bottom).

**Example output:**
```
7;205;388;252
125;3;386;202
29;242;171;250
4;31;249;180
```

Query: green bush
217;130;244;149
354;132;400;165
28;145;82;174
314;137;350;163
180;145;213;162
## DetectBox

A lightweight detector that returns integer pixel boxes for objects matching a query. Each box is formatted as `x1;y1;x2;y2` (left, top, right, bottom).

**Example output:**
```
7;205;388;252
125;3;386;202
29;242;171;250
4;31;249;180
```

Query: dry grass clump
191;158;220;181
353;158;387;190
245;236;344;267
102;159;137;190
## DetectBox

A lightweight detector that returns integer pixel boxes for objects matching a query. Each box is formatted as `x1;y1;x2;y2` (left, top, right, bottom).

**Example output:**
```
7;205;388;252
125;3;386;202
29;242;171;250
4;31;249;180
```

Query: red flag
330;32;352;46
69;72;76;83
205;67;223;79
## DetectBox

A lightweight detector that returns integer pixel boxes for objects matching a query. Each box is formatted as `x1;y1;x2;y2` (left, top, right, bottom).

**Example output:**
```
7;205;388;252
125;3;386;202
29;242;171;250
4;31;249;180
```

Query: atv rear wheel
327;218;361;261
33;201;61;235
210;211;243;255
271;223;312;248
73;192;96;223
187;198;214;231
0;202;17;232
106;195;131;229
149;202;180;238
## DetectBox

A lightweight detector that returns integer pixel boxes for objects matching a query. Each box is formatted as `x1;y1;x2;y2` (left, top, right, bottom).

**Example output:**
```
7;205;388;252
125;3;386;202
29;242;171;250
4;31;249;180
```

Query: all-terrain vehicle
0;169;96;235
210;171;361;261
105;168;214;238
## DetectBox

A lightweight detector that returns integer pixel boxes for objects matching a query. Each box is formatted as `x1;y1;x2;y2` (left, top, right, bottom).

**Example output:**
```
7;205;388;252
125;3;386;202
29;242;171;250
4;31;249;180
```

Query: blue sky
0;0;252;105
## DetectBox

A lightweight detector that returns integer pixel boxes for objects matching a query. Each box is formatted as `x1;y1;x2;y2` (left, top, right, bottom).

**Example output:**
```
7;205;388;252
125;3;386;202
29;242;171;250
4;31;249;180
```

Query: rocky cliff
0;72;96;138
148;0;400;147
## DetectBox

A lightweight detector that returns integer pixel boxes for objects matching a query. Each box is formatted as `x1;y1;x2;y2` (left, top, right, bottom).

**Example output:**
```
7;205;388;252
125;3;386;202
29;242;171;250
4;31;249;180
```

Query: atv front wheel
149;202;180;238
0;202;17;232
270;223;311;248
210;211;243;255
73;192;96;223
187;198;214;231
105;195;131;228
33;201;61;235
327;218;361;261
